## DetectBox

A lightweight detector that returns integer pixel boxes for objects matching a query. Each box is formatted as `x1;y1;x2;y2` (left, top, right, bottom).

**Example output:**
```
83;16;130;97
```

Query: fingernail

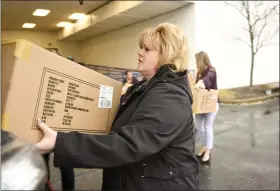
38;119;42;123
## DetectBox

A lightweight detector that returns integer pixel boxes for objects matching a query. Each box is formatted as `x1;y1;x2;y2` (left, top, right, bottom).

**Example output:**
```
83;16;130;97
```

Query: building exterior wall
81;4;197;70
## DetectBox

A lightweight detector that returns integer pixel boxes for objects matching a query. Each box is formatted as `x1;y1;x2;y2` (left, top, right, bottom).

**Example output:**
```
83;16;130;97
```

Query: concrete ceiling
2;1;193;41
58;1;191;41
2;1;110;32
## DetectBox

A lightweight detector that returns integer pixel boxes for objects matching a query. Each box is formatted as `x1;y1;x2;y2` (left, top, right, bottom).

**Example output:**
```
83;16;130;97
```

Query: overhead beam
57;1;143;40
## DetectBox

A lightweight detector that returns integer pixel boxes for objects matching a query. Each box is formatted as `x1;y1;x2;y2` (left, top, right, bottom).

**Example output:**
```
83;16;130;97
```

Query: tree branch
242;1;249;14
254;1;264;7
235;37;251;47
224;1;248;20
242;0;253;30
255;39;267;54
255;26;279;54
251;4;279;28
255;11;279;54
242;26;250;33
245;0;250;12
254;18;268;51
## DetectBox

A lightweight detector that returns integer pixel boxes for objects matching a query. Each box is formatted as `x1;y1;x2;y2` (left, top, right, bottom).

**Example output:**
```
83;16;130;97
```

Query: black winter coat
53;64;199;190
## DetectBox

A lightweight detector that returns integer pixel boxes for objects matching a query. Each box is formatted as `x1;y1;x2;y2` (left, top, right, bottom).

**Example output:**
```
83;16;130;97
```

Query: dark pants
43;154;75;191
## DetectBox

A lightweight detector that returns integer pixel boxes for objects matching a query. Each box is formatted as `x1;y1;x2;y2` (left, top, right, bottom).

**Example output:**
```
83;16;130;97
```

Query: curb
219;93;280;105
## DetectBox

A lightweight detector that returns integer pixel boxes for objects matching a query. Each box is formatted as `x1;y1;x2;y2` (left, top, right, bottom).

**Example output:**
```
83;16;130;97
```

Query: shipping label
32;68;110;133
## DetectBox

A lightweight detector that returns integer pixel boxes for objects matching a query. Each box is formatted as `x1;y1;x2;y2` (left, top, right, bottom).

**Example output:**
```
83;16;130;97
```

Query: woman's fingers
37;119;50;133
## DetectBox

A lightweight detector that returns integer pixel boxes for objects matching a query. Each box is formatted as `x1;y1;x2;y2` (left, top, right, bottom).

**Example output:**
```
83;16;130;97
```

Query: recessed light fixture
68;13;85;20
57;22;72;27
22;23;36;28
33;9;50;17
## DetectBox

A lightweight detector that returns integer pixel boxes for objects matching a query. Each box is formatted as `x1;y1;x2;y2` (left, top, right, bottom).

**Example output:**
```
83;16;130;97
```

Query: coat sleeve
53;83;193;168
201;68;216;89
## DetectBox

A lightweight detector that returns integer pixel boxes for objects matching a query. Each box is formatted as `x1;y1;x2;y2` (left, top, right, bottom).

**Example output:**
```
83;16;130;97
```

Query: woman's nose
137;49;144;56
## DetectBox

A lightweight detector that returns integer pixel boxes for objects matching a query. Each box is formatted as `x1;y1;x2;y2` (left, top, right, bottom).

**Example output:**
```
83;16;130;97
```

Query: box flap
1;39;33;61
14;39;33;61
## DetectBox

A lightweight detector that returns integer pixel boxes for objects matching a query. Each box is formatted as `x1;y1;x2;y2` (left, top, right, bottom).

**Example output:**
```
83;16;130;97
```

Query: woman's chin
137;65;142;72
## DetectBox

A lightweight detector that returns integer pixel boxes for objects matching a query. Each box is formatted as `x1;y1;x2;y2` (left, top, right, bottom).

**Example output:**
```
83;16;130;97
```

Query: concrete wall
194;1;279;88
81;4;197;70
1;30;83;62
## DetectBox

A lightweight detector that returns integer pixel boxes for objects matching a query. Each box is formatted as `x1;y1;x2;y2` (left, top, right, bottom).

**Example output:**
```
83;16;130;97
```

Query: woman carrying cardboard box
194;51;219;165
35;23;199;191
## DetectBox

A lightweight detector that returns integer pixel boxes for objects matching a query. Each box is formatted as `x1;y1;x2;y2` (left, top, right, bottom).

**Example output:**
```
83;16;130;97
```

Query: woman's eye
145;47;149;51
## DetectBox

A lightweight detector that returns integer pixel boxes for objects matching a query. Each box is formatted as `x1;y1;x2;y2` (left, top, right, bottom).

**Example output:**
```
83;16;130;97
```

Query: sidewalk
198;99;279;190
220;93;279;105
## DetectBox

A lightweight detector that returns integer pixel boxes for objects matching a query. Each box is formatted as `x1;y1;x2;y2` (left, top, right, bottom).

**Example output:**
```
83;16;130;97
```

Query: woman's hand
35;119;58;154
195;80;206;89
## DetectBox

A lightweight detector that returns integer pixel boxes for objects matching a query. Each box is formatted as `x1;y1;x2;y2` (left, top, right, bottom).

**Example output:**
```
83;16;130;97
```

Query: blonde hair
195;51;212;75
139;23;190;72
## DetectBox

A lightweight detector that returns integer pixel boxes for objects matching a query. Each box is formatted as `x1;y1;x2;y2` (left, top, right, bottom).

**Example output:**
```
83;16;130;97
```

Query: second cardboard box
192;88;219;114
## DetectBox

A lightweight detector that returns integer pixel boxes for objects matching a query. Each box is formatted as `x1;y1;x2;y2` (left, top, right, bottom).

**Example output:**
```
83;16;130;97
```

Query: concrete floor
48;99;279;190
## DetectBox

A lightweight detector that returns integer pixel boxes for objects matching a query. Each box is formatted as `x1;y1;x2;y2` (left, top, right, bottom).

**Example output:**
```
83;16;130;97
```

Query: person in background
122;71;138;84
121;71;138;95
42;154;75;191
194;51;219;165
35;22;199;191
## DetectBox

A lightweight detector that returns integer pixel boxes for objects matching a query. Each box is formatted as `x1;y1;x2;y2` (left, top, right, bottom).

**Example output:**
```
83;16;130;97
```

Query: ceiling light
68;13;85;20
22;23;36;28
33;9;50;17
57;22;72;27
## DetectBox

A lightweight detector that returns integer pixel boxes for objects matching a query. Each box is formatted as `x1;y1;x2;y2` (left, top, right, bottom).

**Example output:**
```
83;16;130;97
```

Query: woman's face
126;72;132;80
137;46;159;80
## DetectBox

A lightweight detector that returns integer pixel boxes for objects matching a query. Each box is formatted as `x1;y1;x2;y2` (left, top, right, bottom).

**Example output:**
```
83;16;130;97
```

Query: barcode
100;98;111;108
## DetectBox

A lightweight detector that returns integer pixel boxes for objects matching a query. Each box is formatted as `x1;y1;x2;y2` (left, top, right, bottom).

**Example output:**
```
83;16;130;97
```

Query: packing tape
2;113;9;131
14;40;31;61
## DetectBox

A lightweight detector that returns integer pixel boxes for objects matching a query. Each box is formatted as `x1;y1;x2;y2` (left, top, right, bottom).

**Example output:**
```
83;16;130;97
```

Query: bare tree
224;1;279;87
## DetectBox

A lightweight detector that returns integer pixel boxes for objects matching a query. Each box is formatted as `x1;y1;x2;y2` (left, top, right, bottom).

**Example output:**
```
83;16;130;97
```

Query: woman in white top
121;71;137;95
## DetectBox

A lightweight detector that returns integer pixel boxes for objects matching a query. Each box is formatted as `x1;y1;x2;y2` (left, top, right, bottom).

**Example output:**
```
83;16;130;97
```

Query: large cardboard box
192;88;219;114
2;39;122;144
